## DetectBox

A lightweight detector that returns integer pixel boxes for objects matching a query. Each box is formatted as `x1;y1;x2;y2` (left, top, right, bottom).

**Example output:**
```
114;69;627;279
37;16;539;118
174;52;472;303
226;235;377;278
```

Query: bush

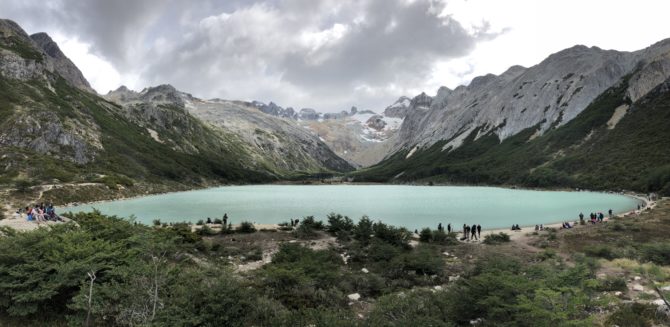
483;232;511;245
583;245;620;260
196;219;204;226
592;276;627;292
259;243;345;309
419;228;433;242
98;175;134;189
301;216;324;230
197;225;217;236
213;218;223;224
153;219;162;226
354;216;373;245
606;303;657;327
237;221;256;233
14;179;34;193
293;223;318;239
639;242;670;265
372;221;411;248
219;223;234;234
326;213;354;236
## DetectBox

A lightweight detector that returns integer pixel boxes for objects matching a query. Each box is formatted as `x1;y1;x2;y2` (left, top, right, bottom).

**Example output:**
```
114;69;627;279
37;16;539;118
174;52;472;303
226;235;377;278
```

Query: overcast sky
2;0;670;111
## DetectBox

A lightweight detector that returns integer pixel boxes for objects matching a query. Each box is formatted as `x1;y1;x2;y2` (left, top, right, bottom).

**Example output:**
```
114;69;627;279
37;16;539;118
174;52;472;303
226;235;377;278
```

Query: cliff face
393;39;670;154
0;19;101;165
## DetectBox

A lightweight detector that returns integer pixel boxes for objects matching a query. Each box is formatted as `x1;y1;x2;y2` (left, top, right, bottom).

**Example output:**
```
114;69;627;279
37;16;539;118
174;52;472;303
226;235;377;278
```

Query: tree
354;216;373;245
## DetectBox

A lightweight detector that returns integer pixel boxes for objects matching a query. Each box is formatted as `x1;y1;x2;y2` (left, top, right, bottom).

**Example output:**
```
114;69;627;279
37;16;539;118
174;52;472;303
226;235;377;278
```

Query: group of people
579;209;611;225
415;223;483;241
19;203;62;223
460;223;482;241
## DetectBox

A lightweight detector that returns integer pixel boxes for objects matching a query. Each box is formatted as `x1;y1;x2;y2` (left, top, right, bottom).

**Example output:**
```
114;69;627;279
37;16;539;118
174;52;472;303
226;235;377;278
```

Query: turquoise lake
62;185;641;230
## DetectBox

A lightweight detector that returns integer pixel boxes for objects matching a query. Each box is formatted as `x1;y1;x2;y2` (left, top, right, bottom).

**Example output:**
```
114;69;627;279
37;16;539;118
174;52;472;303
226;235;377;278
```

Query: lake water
62;185;641;230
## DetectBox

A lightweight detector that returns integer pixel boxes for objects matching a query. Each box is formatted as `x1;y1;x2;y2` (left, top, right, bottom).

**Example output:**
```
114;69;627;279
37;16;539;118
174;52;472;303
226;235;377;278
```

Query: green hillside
355;76;670;195
0;73;275;188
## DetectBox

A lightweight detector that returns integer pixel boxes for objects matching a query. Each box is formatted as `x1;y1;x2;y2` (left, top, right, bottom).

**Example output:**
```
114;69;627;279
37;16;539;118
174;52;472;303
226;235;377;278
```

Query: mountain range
1;17;669;198
0;18;351;199
356;38;670;194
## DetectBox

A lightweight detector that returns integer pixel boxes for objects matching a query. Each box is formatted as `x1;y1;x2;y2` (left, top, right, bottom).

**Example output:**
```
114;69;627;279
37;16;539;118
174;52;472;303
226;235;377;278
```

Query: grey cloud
1;0;499;111
0;0;169;69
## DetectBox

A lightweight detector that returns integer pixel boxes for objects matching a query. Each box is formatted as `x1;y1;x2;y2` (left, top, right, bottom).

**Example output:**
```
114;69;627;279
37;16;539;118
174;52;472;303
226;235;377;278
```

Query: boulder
347;293;361;301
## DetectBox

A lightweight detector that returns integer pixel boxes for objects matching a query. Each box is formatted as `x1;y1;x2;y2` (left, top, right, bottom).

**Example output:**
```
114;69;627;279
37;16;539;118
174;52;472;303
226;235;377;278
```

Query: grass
0;35;44;62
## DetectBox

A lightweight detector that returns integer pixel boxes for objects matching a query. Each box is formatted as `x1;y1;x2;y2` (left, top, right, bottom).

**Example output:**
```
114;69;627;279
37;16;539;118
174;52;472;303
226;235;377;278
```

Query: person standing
608;209;612;218
477;224;481;239
471;224;477;240
223;213;228;226
447;223;451;233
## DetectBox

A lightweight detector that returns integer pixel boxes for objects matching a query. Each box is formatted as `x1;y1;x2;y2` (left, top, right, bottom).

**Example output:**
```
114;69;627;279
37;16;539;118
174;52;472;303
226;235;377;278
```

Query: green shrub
326;213;354;236
13;179;34;193
372;221;411;248
259;243;345;309
367;289;452;326
592;277;627;292
583;245;620;260
606;303;657;327
483;232;511;245
301;216;324;230
245;248;263;261
98;175;134;189
197;225;217;236
237;221;256;233
639;242;670;265
196;219;204;226
213;218;223;224
153;219;162;226
419;228;433;242
353;215;373;245
293;223;318;239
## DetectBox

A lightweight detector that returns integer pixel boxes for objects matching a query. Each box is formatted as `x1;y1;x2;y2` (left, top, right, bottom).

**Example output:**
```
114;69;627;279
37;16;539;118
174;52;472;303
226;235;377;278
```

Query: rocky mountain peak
0;18;28;38
410;92;432;109
383;96;412;118
29;32;95;93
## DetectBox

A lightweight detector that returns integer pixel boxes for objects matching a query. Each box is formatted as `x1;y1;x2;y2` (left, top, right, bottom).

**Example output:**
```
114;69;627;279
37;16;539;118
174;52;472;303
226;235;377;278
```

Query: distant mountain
356;38;670;195
106;86;353;174
292;98;410;167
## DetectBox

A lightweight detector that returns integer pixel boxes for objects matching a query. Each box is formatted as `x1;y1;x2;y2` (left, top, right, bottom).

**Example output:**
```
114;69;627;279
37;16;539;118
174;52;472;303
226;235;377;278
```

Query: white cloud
51;34;142;93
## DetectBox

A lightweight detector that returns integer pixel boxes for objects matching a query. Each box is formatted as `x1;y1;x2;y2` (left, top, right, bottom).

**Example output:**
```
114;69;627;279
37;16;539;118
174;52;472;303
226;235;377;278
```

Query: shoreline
479;193;654;241
60;186;648;231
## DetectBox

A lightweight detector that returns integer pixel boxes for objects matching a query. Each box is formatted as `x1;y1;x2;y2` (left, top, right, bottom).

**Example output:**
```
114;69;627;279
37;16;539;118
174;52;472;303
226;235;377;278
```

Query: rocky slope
29;32;95;93
106;86;353;174
392;39;670;155
357;38;670;194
